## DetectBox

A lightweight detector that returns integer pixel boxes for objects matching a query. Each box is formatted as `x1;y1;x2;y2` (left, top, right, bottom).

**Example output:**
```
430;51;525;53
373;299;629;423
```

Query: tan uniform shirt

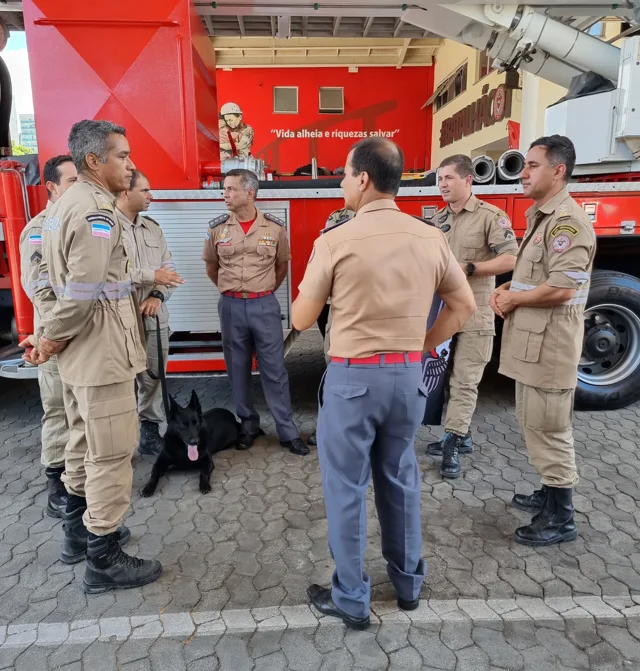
432;195;518;335
34;179;147;387
19;201;51;331
298;199;467;358
499;187;596;390
118;209;176;331
202;208;291;293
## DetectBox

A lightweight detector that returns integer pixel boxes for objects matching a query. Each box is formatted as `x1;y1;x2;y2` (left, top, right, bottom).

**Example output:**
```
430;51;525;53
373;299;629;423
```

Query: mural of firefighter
219;102;255;160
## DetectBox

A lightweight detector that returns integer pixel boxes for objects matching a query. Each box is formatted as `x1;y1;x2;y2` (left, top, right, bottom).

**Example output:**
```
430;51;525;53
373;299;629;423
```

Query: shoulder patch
551;223;579;237
264;212;285;227
87;213;115;228
208;212;231;229
412;215;435;227
320;215;351;234
495;215;511;230
30;250;42;264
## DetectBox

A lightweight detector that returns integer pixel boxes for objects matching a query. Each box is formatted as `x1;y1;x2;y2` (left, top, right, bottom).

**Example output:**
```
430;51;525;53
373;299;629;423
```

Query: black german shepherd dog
139;390;240;497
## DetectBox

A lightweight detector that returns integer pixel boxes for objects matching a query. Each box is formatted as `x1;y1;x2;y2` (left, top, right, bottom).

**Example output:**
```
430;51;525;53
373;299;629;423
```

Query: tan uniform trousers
444;332;493;436
37;356;68;468
515;381;578;489
61;381;138;536
136;327;169;424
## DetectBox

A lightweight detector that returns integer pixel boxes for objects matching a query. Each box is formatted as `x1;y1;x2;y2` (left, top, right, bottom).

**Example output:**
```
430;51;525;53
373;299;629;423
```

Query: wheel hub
584;323;619;360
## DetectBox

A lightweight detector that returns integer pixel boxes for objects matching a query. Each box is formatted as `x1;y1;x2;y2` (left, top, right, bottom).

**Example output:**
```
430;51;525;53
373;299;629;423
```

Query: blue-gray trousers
219;293;298;442
317;357;428;618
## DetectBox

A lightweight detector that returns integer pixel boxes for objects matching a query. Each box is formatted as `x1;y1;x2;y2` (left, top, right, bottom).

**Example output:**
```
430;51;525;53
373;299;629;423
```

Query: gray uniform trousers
219;293;298;442
317;357;428;618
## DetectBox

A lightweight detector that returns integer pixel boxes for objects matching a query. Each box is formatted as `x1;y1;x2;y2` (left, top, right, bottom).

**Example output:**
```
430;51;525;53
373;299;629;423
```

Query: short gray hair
225;168;259;197
68;120;127;173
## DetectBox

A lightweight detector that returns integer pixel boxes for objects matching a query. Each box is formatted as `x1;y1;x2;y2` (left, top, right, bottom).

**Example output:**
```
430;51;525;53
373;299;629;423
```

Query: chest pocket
520;244;544;282
217;244;235;257
461;235;484;262
256;244;277;260
511;308;548;363
142;229;162;267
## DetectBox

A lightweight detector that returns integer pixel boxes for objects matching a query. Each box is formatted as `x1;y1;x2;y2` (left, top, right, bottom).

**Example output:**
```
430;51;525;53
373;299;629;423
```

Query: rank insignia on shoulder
264;212;285;226
412;215;435;226
94;194;114;212
321;214;352;234
208;213;231;229
142;215;160;227
30;250;42;264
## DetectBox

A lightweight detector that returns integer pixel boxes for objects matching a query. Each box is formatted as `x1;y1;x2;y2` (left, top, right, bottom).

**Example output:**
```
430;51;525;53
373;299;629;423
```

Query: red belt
331;352;422;365
223;290;273;299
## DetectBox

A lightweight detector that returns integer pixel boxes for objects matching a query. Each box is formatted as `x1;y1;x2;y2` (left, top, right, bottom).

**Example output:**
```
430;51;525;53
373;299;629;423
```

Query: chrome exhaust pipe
497;150;525;182
472;155;496;184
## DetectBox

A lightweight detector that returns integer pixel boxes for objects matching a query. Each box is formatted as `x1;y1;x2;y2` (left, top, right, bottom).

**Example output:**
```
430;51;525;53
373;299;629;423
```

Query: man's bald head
349;137;404;196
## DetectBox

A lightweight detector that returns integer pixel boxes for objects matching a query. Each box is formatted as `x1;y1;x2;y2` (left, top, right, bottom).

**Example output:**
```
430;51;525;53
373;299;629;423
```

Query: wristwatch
149;290;165;302
465;263;476;277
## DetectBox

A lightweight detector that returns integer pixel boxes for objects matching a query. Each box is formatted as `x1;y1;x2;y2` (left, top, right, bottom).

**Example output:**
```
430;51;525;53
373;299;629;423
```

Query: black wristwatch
466;263;476;277
149;290;165;302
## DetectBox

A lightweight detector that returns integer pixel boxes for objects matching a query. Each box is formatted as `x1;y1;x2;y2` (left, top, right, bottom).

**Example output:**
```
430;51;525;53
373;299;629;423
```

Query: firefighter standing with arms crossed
116;169;185;455
493;135;596;546
19;154;77;517
26;120;163;592
292;138;476;628
426;154;518;478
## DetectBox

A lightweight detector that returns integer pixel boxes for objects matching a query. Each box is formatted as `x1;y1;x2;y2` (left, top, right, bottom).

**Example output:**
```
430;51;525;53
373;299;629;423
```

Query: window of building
589;22;604;37
319;87;344;114
273;87;298;114
433;62;467;112
477;50;494;81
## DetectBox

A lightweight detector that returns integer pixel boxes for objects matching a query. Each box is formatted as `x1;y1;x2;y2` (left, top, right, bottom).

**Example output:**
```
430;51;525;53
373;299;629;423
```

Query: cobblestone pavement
1;331;639;669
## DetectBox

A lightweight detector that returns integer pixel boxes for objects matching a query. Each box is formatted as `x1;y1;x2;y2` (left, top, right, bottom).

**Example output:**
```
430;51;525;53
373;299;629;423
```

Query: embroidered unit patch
91;222;111;239
28;235;42;245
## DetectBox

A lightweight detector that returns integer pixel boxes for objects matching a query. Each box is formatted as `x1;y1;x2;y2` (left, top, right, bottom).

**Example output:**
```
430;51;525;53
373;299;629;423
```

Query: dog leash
146;314;171;420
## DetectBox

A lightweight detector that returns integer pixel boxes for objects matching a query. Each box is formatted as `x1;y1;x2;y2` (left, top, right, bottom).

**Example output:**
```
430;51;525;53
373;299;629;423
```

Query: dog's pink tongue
187;445;199;461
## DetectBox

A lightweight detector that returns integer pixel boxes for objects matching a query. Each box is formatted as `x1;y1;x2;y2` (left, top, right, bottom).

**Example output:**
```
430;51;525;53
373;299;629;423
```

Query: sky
4;31;34;115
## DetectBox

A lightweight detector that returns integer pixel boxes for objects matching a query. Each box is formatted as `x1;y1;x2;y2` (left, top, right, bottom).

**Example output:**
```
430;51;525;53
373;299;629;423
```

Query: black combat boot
510;485;547;513
83;532;163;594
281;438;310;456
60;495;131;565
138;420;163;456
440;433;462;479
45;466;69;518
427;431;473;457
514;487;578;547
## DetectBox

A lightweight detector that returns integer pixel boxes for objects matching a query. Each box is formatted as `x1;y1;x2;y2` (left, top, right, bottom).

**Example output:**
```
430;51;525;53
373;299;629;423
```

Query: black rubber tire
575;270;640;411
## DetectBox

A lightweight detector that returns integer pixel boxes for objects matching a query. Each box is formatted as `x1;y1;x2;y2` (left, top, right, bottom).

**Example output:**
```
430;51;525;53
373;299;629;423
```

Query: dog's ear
189;389;201;413
169;395;179;417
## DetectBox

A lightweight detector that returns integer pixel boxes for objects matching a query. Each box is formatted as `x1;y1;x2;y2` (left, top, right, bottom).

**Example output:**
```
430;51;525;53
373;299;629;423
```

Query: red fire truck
1;1;639;413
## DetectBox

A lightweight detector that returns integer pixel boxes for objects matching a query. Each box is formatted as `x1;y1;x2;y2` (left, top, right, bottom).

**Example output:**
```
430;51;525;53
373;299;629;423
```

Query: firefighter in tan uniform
493;135;596;547
29;120;163;593
19;155;77;517
292;138;476;628
116;170;185;455
203;168;307;456
427;155;518;479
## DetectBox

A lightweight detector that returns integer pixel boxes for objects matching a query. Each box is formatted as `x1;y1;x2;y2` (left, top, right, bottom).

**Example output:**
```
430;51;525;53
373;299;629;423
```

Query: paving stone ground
1;330;639;669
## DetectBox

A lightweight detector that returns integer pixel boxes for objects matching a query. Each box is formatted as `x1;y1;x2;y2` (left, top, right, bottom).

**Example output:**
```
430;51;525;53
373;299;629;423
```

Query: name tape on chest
28;234;42;245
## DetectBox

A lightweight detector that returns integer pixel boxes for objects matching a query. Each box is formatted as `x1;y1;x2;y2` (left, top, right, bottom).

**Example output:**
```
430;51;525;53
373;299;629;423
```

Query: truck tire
576;270;640;410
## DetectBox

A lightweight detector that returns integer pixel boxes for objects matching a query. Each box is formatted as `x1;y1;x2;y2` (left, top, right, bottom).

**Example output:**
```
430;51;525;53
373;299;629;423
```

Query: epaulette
142;215;160;227
264;212;285;227
208;212;231;229
91;191;116;214
320;215;352;234
412;215;435;227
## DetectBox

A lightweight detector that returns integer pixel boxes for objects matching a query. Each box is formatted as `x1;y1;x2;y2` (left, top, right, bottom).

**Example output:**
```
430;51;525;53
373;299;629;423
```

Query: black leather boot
514;487;578;547
440;433;462;479
510;485;547;512
138;421;163;456
45;466;69;519
281;438;310;456
60;495;131;565
83;532;163;594
427;431;473;457
307;584;370;630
